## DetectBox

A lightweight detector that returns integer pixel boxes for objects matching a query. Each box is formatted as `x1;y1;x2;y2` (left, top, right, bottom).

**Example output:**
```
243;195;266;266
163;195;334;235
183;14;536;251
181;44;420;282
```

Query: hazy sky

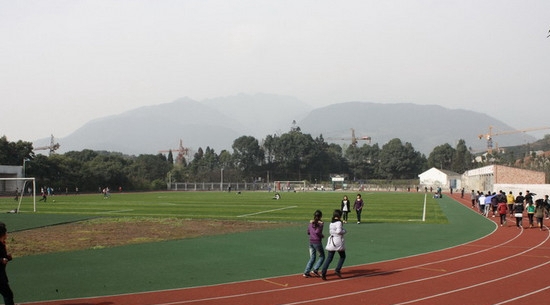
2;0;549;143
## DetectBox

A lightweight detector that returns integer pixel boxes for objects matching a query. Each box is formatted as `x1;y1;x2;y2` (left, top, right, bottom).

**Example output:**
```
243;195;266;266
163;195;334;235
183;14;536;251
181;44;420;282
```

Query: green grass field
2;190;447;225
0;190;494;303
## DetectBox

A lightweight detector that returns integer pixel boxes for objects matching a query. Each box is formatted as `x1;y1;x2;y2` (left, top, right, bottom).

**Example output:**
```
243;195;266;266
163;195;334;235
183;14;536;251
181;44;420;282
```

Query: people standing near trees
321;210;347;281
303;210;325;278
353;193;364;224
0;222;14;305
340;195;350;224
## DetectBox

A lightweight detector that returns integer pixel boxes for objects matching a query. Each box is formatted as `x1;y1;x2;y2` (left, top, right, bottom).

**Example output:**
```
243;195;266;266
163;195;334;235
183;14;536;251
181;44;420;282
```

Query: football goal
0;177;36;213
273;180;307;192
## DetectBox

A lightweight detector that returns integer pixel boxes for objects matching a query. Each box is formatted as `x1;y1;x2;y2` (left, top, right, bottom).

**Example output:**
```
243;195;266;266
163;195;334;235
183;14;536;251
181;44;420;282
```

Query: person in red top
497;199;508;227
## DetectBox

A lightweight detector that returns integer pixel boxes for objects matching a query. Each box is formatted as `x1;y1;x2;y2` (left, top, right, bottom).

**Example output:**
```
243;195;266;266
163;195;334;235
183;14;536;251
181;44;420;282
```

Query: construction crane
159;139;189;165
328;128;371;147
34;134;60;155
478;125;550;154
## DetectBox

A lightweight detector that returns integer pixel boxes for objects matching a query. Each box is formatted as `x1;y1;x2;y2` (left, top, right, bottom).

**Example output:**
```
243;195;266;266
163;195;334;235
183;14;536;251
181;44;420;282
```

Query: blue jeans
304;243;325;273
321;250;346;276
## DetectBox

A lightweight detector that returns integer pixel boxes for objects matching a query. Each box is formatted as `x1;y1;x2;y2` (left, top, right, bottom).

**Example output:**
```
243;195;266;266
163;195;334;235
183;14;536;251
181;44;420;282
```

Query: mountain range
33;93;540;157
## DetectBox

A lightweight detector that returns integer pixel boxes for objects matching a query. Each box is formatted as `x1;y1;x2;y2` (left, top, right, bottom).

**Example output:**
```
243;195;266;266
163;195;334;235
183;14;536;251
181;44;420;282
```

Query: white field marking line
102;209;134;214
148;225;529;305
422;193;427;222
237;206;297;217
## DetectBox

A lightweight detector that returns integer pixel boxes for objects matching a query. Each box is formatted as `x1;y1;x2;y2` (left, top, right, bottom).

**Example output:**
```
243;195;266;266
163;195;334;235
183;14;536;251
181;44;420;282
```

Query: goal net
0;177;36;213
273;181;307;192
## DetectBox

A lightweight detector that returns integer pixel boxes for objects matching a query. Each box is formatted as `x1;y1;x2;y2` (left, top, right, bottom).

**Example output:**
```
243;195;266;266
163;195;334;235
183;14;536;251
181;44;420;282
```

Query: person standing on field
303;210;325;278
340;195;351;223
353;193;364;224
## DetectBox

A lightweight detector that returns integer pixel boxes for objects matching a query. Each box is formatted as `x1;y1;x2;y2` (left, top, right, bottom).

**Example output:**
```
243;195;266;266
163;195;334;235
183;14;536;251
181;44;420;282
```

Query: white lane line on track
493;285;550;305
150;225;548;305
288;229;550;305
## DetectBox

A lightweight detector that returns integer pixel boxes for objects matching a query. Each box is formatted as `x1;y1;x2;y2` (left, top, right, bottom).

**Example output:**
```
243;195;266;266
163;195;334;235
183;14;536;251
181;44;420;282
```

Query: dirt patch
8;217;290;257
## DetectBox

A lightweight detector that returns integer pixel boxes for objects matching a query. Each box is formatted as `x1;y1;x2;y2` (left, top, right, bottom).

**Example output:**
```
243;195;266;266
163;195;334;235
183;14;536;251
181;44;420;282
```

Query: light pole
220;168;224;191
23;158;31;178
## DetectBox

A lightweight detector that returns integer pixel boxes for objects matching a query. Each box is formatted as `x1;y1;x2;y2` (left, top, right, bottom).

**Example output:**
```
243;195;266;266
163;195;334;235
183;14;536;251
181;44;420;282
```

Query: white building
418;167;462;190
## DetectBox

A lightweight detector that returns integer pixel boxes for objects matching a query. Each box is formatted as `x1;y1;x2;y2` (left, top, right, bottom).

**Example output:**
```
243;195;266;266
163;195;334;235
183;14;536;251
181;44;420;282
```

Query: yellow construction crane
159;139;189;165
34;134;60;155
328;128;371;147
478;126;550;154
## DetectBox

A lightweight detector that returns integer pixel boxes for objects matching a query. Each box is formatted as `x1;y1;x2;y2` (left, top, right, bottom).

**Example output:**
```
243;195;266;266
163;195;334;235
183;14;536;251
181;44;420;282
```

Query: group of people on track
470;189;550;230
302;193;365;280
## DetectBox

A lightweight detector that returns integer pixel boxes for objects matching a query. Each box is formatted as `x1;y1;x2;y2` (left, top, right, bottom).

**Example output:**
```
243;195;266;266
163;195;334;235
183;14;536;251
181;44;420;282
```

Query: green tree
128;154;172;189
82;153;130;192
346;143;381;181
378;138;425;179
167;150;174;164
0;136;34;165
232;136;264;177
428;143;455;170
452;139;473;173
270;130;317;180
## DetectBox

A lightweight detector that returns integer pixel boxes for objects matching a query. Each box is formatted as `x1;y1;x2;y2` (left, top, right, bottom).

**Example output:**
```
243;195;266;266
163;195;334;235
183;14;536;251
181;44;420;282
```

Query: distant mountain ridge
33;94;537;156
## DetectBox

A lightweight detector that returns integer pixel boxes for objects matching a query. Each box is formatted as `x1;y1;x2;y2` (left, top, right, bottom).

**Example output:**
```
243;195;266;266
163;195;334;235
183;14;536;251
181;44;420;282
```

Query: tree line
3;131;548;193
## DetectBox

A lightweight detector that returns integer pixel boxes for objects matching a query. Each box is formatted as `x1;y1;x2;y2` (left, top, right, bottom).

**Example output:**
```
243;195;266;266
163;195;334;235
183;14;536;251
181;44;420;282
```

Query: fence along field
0;190;447;224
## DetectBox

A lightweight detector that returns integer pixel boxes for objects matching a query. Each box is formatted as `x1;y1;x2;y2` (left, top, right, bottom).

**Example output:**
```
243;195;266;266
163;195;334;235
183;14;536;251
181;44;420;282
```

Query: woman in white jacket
321;209;347;280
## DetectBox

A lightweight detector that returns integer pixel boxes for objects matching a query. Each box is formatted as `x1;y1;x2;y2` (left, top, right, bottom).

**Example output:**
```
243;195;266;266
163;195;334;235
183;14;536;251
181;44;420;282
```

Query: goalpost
273;180;307;192
0;177;36;213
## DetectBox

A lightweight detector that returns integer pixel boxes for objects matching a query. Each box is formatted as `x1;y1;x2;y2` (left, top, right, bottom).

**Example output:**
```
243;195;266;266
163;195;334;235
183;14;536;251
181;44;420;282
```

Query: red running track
27;194;550;305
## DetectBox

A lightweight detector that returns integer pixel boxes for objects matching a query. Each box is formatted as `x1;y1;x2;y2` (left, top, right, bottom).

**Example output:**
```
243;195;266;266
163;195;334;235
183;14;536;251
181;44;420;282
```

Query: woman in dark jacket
340;195;351;223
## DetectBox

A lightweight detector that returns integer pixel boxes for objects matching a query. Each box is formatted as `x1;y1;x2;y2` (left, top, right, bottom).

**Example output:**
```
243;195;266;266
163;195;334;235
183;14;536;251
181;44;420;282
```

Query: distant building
462;165;546;195
0;165;23;193
418;167;462;190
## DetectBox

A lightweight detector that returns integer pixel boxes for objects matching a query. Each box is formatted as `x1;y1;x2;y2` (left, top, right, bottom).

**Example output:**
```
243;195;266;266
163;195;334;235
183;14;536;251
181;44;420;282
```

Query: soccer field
2;190;447;224
0;191;495;303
